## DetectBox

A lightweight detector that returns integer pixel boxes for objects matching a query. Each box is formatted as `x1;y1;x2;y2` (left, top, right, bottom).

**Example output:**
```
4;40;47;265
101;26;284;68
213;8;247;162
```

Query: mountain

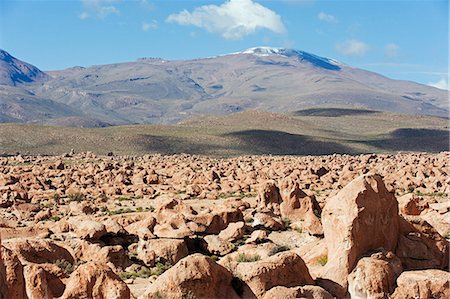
0;47;447;126
0;49;48;85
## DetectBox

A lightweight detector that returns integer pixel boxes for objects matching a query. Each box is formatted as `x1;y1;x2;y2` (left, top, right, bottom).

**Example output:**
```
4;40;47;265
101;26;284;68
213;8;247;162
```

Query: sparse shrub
317;255;328;266
151;262;171;276
282;217;291;229
50;215;61;222
237;253;261;263
244;217;254;223
268;245;290;256
182;291;196;299
313;209;321;218
210;255;219;261
108;208;134;215
415;191;446;197
136;207;143;212
119;267;152;280
67;193;85;202
294;226;303;234
52;193;60;204
54;259;74;275
146;206;155;212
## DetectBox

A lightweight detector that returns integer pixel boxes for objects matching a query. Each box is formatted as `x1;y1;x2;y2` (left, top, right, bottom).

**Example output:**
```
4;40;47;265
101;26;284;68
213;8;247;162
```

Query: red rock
61;262;131;299
391;269;450;299
141;254;239;299
321;174;399;296
348;251;403;299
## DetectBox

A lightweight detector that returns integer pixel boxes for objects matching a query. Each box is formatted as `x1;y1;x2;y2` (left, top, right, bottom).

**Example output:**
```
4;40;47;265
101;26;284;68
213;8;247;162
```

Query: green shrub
67;193;85;202
151;262;171;276
53;259;74;275
268;245;290;256
282;217;291;229
237;253;261;263
317;255;328;266
50;215;61;222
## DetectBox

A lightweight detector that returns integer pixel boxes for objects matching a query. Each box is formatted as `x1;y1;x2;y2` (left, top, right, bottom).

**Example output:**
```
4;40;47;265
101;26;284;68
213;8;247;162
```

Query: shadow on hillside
132;134;226;155
294;108;378;117
134;130;358;156
362;128;449;152
222;130;358;155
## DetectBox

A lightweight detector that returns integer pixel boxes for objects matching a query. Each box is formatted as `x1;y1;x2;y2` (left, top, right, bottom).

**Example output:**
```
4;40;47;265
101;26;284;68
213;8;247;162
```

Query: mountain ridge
0;47;447;127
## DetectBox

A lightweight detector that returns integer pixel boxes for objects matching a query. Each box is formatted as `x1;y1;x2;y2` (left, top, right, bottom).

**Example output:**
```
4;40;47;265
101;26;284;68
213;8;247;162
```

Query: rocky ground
0;152;449;298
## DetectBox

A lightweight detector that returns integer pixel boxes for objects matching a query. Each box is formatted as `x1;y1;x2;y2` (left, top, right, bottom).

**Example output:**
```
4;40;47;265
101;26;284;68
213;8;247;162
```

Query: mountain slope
0;50;48;85
0;47;447;126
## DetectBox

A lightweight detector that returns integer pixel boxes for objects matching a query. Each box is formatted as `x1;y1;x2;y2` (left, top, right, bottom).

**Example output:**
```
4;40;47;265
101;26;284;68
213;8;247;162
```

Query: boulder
396;215;449;270
61;262;131;299
321;174;399;295
257;181;282;214
67;217;107;240
3;239;74;265
218;221;246;242
203;235;236;256
263;285;333;299
231;251;314;298
23;264;53;299
137;239;188;266
141;254;239;299
279;179;323;235
391;269;450;299
0;246;26;299
348;251;403;299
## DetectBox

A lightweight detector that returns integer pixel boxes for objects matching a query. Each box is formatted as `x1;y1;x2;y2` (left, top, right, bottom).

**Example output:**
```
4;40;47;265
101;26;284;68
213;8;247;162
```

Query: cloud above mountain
166;0;286;40
79;0;120;19
336;39;369;56
318;12;336;22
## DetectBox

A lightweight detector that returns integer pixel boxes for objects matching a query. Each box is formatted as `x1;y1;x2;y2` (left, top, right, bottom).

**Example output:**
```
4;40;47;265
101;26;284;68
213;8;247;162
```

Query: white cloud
79;0;120;19
384;43;400;58
166;0;286;40
428;78;449;90
318;12;336;22
142;20;158;31
336;39;369;56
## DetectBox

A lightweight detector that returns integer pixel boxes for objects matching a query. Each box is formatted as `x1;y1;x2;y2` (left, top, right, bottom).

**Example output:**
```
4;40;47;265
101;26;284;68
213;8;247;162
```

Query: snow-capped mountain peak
240;46;342;71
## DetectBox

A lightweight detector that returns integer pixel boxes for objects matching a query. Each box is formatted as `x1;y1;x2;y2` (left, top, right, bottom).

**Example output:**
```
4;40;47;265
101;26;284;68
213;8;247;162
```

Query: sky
0;0;448;89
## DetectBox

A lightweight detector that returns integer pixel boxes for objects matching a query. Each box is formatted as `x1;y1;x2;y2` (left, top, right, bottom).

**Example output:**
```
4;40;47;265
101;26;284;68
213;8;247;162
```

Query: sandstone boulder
3;239;74;265
348;251;403;299
230;251;314;298
137;239;188;266
321;174;399;295
391;269;450;299
279;179;323;235
203;235;236;256
263;285;333;299
0;246;26;299
218;221;246;242
257;181;282;214
61;262;131;299
396;215;449;270
23;264;53;299
141;254;239;299
67;217;107;240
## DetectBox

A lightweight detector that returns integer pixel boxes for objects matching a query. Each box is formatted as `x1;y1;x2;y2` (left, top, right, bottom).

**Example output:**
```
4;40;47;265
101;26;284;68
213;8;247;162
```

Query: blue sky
0;0;448;89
